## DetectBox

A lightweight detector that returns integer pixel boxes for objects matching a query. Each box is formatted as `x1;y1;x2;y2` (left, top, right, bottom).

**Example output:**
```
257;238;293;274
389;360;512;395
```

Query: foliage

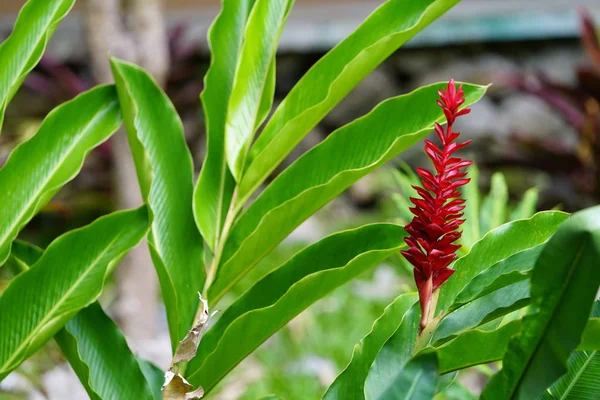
1;0;599;399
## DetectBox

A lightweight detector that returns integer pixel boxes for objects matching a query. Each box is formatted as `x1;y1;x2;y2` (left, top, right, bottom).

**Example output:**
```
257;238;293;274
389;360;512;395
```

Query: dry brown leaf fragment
172;293;212;364
162;371;204;400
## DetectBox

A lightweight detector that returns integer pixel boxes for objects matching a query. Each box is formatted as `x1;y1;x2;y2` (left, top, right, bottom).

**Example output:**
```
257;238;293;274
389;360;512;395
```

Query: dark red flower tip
400;79;472;332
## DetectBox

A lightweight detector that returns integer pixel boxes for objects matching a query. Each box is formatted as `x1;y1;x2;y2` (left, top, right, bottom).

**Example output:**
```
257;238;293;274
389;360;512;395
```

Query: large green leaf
541;303;600;400
362;303;420;398
430;320;521;374
225;0;293;179
436;211;569;316
0;0;75;131
0;208;148;379
186;223;407;392
365;352;439;400
579;317;600;351
324;293;418;399
111;59;205;349
193;0;257;250
433;280;530;343
8;240;157;399
540;351;600;400
453;244;545;307
0;85;122;265
209;83;487;303
56;303;156;400
479;172;508;236
460;165;480;251
237;0;462;206
482;205;600;400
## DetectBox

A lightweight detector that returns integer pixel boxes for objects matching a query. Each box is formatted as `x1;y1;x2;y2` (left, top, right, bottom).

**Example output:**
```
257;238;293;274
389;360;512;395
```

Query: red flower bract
400;79;472;332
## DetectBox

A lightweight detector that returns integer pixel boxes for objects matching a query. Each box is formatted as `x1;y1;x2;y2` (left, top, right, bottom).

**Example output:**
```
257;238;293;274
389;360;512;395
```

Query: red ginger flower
400;79;472;332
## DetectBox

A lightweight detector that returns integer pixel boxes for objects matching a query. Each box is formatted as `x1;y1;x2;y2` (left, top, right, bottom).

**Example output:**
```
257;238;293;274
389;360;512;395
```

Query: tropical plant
1;1;599;400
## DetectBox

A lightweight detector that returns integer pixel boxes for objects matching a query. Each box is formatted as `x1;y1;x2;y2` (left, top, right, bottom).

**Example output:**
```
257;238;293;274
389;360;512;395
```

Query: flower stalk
401;79;473;332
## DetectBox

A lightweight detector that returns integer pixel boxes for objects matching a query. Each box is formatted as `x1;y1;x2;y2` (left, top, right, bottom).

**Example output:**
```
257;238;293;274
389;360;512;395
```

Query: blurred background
1;0;600;399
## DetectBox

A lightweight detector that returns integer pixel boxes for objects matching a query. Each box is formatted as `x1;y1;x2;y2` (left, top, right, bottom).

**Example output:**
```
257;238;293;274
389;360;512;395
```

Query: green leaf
365;352;439;400
453;243;545;307
430;320;521;374
210;83;488;303
480;172;508;236
510;188;538;221
541;302;600;399
579;317;600;351
362;303;420;397
460;165;481;250
56;303;156;400
0;0;75;131
193;0;257;250
433;280;530;343
137;359;165;400
0;85;122;265
186;223;407;393
111;59;205;349
434;379;477;400
482;205;600;400
324;293;419;399
0;207;148;379
542;351;600;400
225;0;293;179
8;241;157;399
237;0;462;206
436;211;569;316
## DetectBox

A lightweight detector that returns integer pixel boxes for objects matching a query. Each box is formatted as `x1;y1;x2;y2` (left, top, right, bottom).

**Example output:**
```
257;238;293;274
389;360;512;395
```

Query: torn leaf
162;371;204;399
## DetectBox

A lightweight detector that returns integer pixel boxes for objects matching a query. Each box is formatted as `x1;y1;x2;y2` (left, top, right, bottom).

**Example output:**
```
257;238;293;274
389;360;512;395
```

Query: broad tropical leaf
0;208;148;379
579;316;600;351
479;172;508;236
541;352;600;399
225;0;293;179
0;0;75;130
433;280;530;343
430;320;521;374
0;85;122;265
56;303;157;400
210;83;487;303
8;240;157;399
111;59;205;349
324;293;418;399
453;244;544;307
436;211;569;316
138;359;165;400
186;223;407;392
237;0;463;206
482;206;600;399
193;0;257;250
365;352;439;400
541;303;600;399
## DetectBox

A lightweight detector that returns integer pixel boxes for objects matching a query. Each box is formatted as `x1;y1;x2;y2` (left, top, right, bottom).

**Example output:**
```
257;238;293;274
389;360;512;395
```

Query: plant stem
414;288;441;354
